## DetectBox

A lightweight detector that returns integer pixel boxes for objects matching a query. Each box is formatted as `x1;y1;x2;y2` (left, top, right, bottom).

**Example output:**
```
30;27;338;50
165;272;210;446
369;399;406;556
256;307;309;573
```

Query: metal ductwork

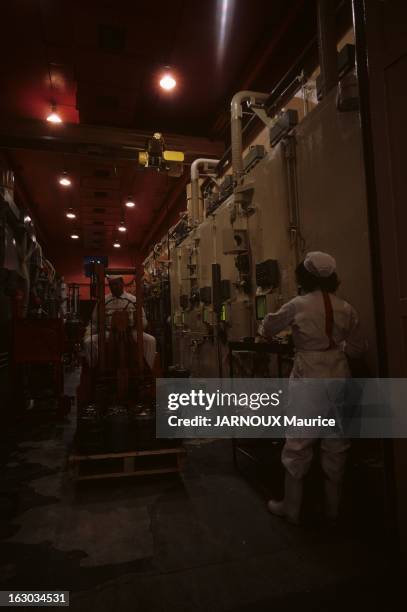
190;158;220;225
230;91;269;182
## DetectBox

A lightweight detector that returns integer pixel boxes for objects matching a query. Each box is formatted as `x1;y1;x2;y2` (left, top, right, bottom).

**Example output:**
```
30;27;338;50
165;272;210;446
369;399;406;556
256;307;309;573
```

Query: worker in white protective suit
259;252;366;525
84;275;156;369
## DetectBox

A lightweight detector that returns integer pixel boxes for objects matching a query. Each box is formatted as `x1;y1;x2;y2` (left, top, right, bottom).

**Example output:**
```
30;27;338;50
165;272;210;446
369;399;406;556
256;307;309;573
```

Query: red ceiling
1;0;296;131
8;148;174;248
1;0;318;267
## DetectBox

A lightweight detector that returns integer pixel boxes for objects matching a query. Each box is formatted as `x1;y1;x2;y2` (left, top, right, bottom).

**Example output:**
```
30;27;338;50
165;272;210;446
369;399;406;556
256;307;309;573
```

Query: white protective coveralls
260;251;366;522
84;291;156;369
261;289;366;480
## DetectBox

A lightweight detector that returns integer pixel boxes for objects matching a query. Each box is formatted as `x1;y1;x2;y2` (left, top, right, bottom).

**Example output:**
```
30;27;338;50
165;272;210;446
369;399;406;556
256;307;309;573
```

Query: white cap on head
304;251;336;278
107;274;123;282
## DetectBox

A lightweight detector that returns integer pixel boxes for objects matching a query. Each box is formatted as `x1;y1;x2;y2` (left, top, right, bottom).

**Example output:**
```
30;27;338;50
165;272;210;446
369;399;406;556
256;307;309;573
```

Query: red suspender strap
322;291;335;349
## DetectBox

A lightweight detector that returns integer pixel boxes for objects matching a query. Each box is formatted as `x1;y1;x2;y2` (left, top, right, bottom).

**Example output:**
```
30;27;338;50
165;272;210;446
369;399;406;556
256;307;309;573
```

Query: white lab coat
260;290;366;480
84;291;156;369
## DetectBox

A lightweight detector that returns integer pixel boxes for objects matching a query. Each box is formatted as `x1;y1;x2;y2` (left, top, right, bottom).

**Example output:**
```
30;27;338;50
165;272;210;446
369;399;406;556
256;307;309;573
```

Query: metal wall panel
296;88;377;371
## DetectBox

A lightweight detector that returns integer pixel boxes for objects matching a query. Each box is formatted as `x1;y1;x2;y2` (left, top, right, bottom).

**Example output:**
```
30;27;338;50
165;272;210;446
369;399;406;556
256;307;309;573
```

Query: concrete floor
0;370;399;611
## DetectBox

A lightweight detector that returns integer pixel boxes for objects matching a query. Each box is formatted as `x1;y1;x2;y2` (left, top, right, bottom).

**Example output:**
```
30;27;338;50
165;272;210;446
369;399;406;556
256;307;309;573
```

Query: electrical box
270;109;298;147
256;259;279;288
243;145;265;173
222;229;248;254
199;286;212;305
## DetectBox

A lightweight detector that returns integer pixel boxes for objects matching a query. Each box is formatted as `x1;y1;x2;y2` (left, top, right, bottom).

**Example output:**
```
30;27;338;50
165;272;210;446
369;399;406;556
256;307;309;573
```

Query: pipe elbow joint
231;90;269;120
191;158;220;181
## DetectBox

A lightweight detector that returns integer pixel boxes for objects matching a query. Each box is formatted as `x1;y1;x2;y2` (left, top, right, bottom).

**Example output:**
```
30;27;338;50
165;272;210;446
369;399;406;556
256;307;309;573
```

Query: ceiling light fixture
125;197;135;208
46;104;62;124
118;221;127;232
70;233;79;240
24;214;32;223
59;172;72;187
113;241;121;248
66;208;76;219
159;73;176;91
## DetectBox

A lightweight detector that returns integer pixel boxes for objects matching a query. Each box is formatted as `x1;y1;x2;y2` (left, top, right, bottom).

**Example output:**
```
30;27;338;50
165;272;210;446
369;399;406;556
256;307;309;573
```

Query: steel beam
0;119;224;162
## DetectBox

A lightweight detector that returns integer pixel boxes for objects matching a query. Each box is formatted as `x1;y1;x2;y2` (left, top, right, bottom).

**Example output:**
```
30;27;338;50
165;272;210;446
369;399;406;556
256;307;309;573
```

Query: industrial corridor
1;1;407;610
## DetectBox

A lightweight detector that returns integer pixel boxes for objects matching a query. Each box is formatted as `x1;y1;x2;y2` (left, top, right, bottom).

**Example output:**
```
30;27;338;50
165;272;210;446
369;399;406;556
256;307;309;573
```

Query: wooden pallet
68;446;186;481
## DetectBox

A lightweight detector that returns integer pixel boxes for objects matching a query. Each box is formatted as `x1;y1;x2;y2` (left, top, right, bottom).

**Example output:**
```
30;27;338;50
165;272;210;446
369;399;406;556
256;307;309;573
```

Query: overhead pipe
190;158;220;225
230;91;269;183
214;38;318;178
211;0;306;138
317;0;338;98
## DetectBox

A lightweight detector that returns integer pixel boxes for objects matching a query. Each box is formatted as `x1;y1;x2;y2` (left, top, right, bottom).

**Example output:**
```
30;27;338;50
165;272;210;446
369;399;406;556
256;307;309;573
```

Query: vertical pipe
230;92;269;183
317;0;338;97
191;179;200;225
231;115;244;180
352;0;399;562
190;159;220;225
351;0;386;374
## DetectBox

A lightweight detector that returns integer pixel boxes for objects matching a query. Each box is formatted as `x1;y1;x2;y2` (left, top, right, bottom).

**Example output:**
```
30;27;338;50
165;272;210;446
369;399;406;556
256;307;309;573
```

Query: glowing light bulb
125;198;135;208
70;233;79;240
159;73;176;91
59;173;71;187
118;223;127;232
113;241;121;248
46;105;62;123
66;210;76;219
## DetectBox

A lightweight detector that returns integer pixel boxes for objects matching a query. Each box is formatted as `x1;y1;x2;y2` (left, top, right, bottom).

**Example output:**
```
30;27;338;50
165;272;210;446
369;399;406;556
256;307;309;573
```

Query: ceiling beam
0;119;224;162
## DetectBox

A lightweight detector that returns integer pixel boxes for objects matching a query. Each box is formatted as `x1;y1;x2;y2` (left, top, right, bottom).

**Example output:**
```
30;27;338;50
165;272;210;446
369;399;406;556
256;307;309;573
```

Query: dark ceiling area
0;0;320;258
